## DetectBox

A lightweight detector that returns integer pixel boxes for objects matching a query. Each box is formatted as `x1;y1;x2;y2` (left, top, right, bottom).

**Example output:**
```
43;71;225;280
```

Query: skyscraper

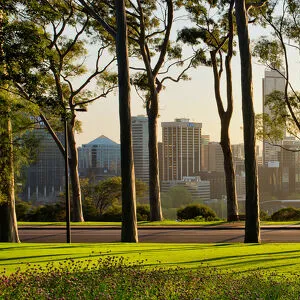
131;115;149;182
78;135;121;179
22;126;65;203
162;118;202;181
262;69;286;166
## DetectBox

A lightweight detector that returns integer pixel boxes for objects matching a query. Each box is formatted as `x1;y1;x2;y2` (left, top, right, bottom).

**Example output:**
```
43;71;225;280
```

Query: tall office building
131;115;149;182
22;126;65;203
208;142;224;172
262;69;286;166
162;118;202;181
201;135;210;171
78;135;121;179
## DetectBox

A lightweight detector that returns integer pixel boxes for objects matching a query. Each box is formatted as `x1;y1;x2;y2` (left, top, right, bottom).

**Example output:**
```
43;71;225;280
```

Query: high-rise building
262;69;286;166
201;135;210;171
131;115;149;182
78;135;120;180
22;126;65;203
162;118;202;181
208;142;224;172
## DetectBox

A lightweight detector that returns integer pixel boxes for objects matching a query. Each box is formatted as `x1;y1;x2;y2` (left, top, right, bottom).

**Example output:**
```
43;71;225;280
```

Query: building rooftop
86;135;119;146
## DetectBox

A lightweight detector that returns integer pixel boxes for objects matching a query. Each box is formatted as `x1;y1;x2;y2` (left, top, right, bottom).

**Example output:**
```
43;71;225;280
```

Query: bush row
17;199;300;222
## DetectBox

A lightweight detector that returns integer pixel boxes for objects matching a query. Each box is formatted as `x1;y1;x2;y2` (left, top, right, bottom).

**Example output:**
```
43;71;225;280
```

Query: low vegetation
1;256;299;299
1;243;300;299
0;243;300;300
177;204;218;221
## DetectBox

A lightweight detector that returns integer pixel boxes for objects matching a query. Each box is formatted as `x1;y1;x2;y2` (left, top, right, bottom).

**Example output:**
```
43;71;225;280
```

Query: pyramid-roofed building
78;135;120;180
86;135;119;146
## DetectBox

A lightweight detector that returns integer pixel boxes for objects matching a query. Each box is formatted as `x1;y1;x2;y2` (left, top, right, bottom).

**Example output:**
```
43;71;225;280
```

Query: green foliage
2;255;300;299
271;207;300;221
82;177;147;216
136;204;150;221
26;201;66;222
260;210;270;221
253;38;284;70
177;203;217;221
100;204;122;222
15;200;32;221
100;204;150;222
161;185;193;209
255;90;300;142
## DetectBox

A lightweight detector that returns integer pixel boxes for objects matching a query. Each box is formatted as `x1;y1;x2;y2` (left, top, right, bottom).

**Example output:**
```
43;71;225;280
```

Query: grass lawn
18;220;300;226
1;242;300;275
18;220;226;226
2;243;300;299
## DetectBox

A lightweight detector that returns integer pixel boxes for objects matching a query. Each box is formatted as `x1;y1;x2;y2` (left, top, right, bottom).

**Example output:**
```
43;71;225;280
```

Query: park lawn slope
1;243;300;275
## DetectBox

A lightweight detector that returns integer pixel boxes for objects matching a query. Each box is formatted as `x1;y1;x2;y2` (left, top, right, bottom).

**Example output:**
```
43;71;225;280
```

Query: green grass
1;243;300;275
18;220;300;227
2;243;300;299
18;220;226;226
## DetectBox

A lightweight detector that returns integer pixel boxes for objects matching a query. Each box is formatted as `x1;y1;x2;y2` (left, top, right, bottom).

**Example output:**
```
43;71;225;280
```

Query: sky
75;56;267;147
74;9;300;149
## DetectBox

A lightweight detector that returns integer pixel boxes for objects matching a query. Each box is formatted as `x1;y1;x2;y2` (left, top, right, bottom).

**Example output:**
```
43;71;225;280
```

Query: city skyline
75;58;266;147
75;54;300;149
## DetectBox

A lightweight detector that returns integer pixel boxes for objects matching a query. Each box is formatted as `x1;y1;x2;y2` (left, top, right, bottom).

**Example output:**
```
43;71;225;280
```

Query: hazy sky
75;56;267;147
75;17;300;148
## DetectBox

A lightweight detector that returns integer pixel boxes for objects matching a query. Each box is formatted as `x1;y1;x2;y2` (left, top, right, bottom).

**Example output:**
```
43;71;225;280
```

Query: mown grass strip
1;243;300;275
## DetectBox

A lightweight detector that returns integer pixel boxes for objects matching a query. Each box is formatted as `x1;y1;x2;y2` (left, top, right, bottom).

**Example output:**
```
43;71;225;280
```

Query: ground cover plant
1;255;300;299
1;243;300;298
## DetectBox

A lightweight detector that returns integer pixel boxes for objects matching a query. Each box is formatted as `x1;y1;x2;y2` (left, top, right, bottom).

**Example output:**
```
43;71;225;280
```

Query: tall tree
0;6;19;242
254;0;300;138
2;0;117;222
127;1;201;221
78;0;138;242
235;0;265;243
178;0;239;221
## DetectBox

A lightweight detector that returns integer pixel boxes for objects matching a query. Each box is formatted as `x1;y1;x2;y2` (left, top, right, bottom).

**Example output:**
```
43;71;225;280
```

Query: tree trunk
148;100;163;221
115;0;138;242
220;121;239;221
68;119;84;222
0;106;20;242
235;0;260;243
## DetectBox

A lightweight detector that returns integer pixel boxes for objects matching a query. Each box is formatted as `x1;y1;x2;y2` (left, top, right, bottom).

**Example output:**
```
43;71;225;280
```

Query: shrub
100;205;122;222
136;204;150;221
177;204;217;221
271;207;300;221
15;200;32;221
260;210;270;221
27;202;65;222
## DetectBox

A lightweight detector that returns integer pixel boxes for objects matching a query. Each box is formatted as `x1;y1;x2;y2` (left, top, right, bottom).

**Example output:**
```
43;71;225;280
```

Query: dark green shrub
260;210;270;221
136;204;150;221
100;205;122;222
177;204;217;221
271;207;300;221
15;200;32;221
27;202;65;222
82;197;100;221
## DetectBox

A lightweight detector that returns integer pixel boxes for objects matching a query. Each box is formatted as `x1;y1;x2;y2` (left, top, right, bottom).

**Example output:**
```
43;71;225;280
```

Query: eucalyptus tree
234;0;267;243
126;1;205;221
254;0;300;142
2;0;117;222
178;0;239;221
0;3;20;242
77;0;138;242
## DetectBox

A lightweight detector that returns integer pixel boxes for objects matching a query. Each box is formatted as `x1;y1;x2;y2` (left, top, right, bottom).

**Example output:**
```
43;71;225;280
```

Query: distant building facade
21;127;65;203
162;118;202;181
161;176;210;201
262;69;286;166
78;135;120;180
131;115;149;182
201;135;210;171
